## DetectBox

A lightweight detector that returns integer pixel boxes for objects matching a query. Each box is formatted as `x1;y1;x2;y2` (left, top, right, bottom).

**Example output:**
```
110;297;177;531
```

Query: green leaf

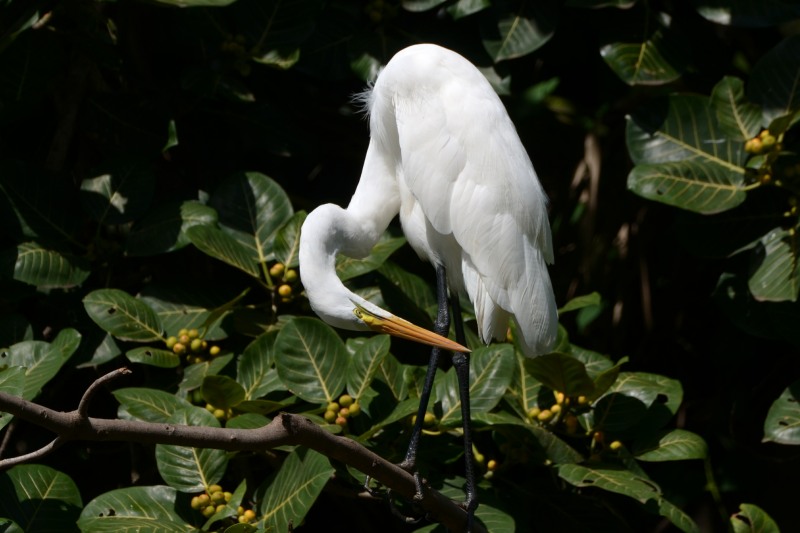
0;242;90;288
113;387;194;423
481;1;558;62
139;283;233;340
377;260;437;326
238;331;280;400
79;160;155;224
658;498;701;533
3;337;73;400
202;375;246;409
748;226;800;302
347;335;390;400
209;172;293;266
155;407;228;492
78;485;194;532
557;463;661;502
273;211;306;269
0;366;24;430
506;351;544;416
186;224;260;278
126;346;181;368
590;356;627;400
748;34;800;123
558;292;601;314
522;424;584;464
439;345;515;424
0;465;81;532
601;29;684;86
83;289;164;342
628;161;746;214
127;200;217;257
447;0;490;19
627;94;746;171
607;372;683;415
227;413;271;429
178;354;235;395
402;0;447;11
763;380;800;444
711;76;763;141
696;0;800;28
527;352;596;397
591;391;649;432
336;234;406;282
730;503;780;533
634;429;708;461
375;353;409;401
256;448;334;532
274;318;348;403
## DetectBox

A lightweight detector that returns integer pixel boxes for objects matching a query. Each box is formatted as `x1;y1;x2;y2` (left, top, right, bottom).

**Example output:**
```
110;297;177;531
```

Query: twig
0;370;482;533
77;367;131;417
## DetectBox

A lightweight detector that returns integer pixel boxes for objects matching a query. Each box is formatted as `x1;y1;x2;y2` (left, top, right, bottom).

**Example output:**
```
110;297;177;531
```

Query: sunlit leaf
627;161;746;214
256;448;334;532
238;331;280;400
558;463;661;502
139;283;234;340
601;29;684;86
606;372;683;415
481;1;558;62
0;242;90;288
695;0;800;28
658;498;701;533
78;485;194;532
155;407;228;492
3;335;75;400
273;211;306;269
113;387;194;423
202;375;246;409
447;0;490;19
347;335;390;400
634;429;708;461
186;224;260;278
127;200;217;257
375;353;409;401
506;350;544;416
402;0;447;12
0;465;81;532
126;346;180;368
527;352;596;397
763;380;800;444
558;292;601;314
178;354;236;394
84;289;164;342
711;76;763;141
0;366;24;430
337;234;406;281
748;226;800;302
79;160;155;224
748;34;800;123
730;503;780;533
274;317;347;403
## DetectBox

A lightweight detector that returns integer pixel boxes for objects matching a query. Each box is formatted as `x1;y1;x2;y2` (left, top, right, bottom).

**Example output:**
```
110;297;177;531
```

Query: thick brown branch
0;388;482;533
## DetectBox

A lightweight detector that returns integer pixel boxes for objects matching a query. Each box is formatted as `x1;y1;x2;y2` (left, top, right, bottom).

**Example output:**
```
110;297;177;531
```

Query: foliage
0;0;797;532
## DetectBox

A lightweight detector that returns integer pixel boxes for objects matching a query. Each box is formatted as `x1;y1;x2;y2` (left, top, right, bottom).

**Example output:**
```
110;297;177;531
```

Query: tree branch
0;371;482;533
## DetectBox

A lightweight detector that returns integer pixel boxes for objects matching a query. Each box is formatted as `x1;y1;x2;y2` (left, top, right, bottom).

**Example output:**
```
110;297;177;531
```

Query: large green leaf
274;317;348;403
78;485;194;532
336;234;406;282
126;346;181;368
127;200;217;257
83;289;164;342
79;159;154;224
377;260;437;326
0;242;90;288
402;0;447;11
763;380;800;444
346;335;390;400
696;0;800;28
626;94;746;171
439;345;515;424
3;331;77;400
711;76;763;141
730;503;780;533
558;292;601;314
202;374;246;409
447;0;490;19
0;366;24;430
375;352;409;401
113;387;194;423
238;331;281;400
155;407;228;492
748;34;800;123
659;498;701;533
526;352;596;397
481;1;558;62
606;372;683;415
634;429;708;461
139;283;235;340
601;29;684;86
186;224;260;278
209;171;293;266
273;211;306;269
748;226;800;302
0;464;82;533
256;448;334;532
627;161;746;214
558;463;661;502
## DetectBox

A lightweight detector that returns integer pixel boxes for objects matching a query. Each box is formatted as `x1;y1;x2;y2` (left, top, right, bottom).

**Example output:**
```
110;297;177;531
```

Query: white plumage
300;43;557;357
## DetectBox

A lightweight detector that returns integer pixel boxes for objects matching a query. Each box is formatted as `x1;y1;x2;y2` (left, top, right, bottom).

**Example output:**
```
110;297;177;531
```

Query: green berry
284;269;298;282
339;407;350;418
188;328;200;339
173;342;186;355
323;410;337;423
213;409;226;420
166;336;178;349
210;491;225;504
339;394;353;407
327;402;339;412
269;263;285;278
348;402;361;417
224;491;232;503
191;495;203;509
202;506;216;518
208;484;223;494
190;338;204;353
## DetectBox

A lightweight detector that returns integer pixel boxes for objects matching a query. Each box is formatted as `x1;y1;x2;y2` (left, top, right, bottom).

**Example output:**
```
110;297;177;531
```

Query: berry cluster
190;485;257;524
323;394;361;428
269;262;299;304
166;328;221;365
205;402;233;422
744;129;779;155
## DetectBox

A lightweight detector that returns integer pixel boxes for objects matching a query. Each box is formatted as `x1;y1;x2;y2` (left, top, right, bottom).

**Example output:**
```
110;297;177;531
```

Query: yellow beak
355;307;470;353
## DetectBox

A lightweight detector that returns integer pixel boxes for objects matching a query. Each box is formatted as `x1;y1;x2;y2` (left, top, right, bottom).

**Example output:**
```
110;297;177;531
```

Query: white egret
299;43;558;530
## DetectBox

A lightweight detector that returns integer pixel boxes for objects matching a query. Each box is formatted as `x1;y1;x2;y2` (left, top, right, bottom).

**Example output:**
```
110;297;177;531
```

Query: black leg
451;297;477;532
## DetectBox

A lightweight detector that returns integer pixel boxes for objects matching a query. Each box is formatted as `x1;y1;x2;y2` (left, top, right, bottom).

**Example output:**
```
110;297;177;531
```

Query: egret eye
353;308;364;319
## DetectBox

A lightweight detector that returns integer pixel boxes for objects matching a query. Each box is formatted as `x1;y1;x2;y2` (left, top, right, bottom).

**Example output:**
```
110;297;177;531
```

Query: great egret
299;43;558;530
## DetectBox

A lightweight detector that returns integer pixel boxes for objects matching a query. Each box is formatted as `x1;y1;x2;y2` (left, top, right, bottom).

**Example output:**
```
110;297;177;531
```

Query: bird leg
451;299;477;531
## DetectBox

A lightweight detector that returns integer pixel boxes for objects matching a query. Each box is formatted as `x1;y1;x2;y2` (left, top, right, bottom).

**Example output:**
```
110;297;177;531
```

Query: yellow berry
762;134;776;148
339;394;353;407
244;509;256;520
173;342;186;355
487;459;498;471
166;336;178;349
190;338;204;353
335;416;347;426
209;345;221;356
202;506;216;518
348;402;361;417
550;404;561;414
215;504;226;513
327;402;339;412
339;407;350;418
208;484;223;494
537;409;553;422
609;440;623;451
179;334;190;344
284;269;298;282
759;129;769;139
205;403;215;412
224;492;232;502
213;409;226;420
210;491;225;504
178;328;189;337
323;410;337;422
750;138;763;153
577;395;588;406
188;328;199;339
423;412;436;425
238;506;245;516
269;263;285;277
191;495;203;509
761;173;772;185
278;284;292;297
554;391;565;404
527;407;541;419
593;431;604;443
